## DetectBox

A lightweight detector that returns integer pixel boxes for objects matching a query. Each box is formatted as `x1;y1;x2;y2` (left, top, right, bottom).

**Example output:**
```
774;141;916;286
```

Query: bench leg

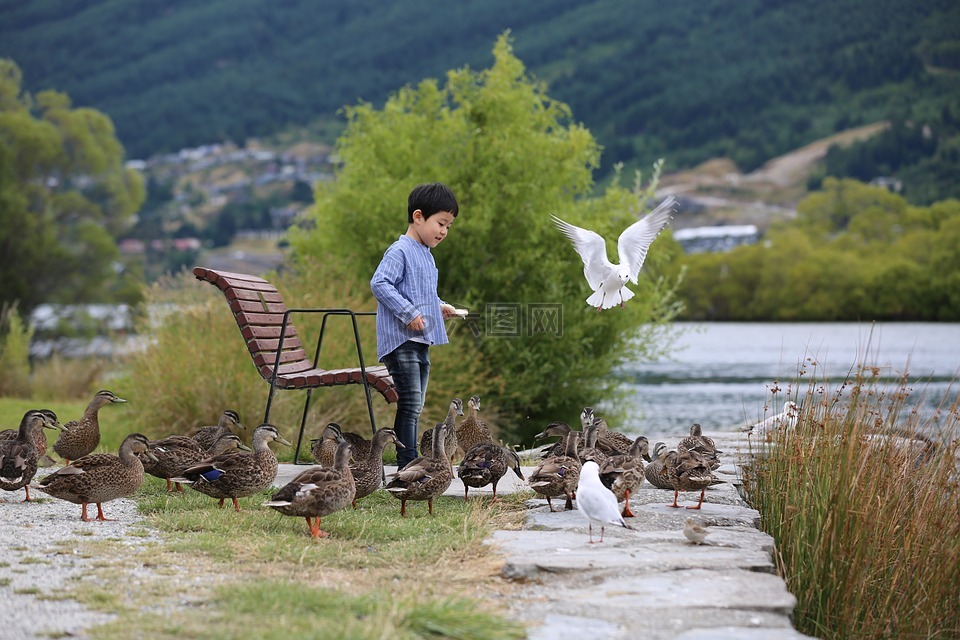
292;388;316;464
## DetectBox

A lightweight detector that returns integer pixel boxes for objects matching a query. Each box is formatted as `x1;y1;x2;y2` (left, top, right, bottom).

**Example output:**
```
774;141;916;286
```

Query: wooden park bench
193;266;398;463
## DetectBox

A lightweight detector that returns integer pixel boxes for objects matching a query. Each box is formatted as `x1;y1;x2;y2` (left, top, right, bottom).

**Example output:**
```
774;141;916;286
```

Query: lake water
613;322;960;441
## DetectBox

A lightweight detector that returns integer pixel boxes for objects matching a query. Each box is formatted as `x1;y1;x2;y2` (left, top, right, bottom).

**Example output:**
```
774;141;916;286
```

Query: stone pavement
276;430;818;640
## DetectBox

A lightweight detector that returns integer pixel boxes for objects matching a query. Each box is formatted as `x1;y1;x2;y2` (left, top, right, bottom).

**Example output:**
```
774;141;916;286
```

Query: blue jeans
382;341;430;468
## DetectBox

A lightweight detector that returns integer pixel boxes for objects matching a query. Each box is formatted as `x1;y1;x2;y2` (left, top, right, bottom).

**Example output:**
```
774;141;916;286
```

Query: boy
371;182;461;469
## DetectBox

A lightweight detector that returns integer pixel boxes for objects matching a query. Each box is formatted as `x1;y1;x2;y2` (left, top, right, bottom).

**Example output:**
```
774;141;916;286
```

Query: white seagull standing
576;460;632;543
552;196;677;310
741;401;800;436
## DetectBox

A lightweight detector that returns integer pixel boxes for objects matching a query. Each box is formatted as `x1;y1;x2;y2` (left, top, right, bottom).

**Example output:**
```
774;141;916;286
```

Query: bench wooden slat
193;265;398;453
235;310;288;327
224;288;286;304
246;336;305;353
241;325;300;341
229;298;289;314
253;350;311;369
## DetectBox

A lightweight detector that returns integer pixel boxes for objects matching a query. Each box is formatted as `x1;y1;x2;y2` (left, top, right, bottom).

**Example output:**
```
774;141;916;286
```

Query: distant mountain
2;0;958;176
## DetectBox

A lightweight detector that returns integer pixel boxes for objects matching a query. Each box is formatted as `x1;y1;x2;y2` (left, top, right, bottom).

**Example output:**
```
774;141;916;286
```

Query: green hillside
1;0;958;179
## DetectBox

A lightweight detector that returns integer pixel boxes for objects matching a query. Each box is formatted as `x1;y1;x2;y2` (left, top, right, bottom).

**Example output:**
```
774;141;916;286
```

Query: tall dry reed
743;364;960;639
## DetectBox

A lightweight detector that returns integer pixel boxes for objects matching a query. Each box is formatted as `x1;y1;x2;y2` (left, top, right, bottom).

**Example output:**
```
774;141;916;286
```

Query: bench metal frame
193;267;398;464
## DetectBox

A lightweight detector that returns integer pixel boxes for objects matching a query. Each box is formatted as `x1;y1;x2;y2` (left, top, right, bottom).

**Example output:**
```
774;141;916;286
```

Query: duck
662;449;715;509
590;416;635;455
264;440;356;539
350;428;402;508
192;409;245;451
538;408;590;459
386;422;454;517
457;442;524;501
1;410;63;502
32;433;156;521
598;435;650;518
0;408;63;461
310;423;347;467
644;441;676;490
52;390;127;464
576;460;632;543
528;424;581;511
311;423;372;466
143;433;250;493
677;423;721;470
419;398;463;461
577;419;607;465
454;395;493;461
174;424;291;511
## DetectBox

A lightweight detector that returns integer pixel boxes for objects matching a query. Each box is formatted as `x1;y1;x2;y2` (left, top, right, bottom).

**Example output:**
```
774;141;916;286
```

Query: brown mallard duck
174;424;291;511
677;423;722;470
192;409;245;451
577;420;608;465
457;442;524;501
0;409;63;461
32;433;156;521
264;440;356;539
310;423;372;466
386;422;454;517
310;423;346;467
1;410;63;502
419;398;463;461
350;428;402;508
52;390;127;464
671;449;715;509
454;395;493;461
538;408;590;458
598;435;650;518
143;433;250;492
528;424;581;511
643;441;676;490
591;416;635;455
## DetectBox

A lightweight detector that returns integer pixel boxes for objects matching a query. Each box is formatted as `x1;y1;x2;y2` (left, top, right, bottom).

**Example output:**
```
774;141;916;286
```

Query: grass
2;387;532;638
27;470;531;640
742;363;960;640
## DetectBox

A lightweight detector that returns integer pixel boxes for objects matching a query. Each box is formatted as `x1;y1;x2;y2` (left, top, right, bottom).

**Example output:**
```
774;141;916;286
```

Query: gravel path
0;489;158;640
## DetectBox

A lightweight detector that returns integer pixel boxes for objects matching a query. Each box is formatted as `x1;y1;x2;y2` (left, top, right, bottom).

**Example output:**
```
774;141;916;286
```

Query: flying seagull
552;196;676;310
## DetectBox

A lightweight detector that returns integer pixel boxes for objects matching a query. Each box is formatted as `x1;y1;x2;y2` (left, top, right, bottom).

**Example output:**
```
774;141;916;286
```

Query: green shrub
289;34;684;441
0;303;32;398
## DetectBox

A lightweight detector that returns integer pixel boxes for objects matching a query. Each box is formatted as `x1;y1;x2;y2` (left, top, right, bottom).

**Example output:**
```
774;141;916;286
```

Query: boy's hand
440;303;468;319
407;315;425;331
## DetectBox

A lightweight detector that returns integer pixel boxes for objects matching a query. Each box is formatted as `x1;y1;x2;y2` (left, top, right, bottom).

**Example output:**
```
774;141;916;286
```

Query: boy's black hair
408;182;459;222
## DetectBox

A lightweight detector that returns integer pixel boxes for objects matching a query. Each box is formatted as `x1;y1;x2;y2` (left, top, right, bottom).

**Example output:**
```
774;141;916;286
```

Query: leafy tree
0;59;145;313
289;34;683;438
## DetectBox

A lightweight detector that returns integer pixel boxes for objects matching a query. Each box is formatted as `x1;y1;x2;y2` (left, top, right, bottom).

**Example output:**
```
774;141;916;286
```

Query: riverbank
275;430;818;639
1;430;814;640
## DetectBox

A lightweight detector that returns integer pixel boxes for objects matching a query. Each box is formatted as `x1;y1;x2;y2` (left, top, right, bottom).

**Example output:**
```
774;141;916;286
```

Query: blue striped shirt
371;235;449;361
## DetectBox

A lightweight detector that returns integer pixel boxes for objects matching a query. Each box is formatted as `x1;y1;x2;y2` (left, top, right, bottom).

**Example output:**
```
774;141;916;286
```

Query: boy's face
409;210;455;248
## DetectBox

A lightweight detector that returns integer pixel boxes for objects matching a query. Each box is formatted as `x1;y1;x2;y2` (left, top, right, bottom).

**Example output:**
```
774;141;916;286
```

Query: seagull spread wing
550;214;612;290
617;196;677;284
